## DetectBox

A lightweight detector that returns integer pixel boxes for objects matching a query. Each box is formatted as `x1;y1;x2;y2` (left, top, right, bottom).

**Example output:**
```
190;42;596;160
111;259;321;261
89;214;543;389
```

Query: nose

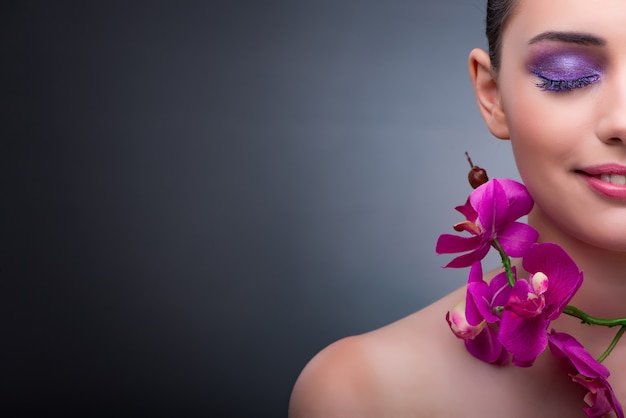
595;71;626;145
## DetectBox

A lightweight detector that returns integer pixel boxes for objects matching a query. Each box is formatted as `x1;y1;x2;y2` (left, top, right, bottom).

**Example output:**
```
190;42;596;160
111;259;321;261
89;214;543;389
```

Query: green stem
492;239;516;287
563;305;626;327
597;326;626;363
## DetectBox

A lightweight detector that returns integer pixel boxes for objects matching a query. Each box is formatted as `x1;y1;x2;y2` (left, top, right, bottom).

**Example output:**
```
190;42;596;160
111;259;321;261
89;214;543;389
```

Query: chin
534;203;626;255
575;232;626;255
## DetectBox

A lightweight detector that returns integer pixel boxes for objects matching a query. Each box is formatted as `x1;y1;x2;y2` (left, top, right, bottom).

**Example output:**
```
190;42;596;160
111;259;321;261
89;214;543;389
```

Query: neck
527;207;626;352
529;207;626;314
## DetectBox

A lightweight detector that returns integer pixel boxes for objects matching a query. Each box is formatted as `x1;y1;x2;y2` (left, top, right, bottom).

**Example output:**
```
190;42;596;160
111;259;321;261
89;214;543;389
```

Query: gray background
3;1;520;416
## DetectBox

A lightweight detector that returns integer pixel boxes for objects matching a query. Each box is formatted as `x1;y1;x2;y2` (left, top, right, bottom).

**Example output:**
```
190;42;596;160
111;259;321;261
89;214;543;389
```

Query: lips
579;165;626;183
578;164;626;198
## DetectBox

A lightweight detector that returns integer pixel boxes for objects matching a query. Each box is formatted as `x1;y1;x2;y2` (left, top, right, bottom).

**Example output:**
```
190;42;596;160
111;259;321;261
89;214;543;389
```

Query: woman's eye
534;72;600;92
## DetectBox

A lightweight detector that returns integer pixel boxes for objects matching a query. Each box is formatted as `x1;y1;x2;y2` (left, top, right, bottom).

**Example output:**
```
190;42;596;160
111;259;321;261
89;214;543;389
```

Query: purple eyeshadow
528;50;602;81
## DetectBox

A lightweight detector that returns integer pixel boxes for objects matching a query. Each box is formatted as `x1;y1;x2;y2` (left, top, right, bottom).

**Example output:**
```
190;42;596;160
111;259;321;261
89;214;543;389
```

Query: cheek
505;97;558;172
503;89;589;171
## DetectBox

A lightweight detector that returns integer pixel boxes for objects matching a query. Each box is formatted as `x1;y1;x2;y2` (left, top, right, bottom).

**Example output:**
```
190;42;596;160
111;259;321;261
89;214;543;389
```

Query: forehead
504;0;626;44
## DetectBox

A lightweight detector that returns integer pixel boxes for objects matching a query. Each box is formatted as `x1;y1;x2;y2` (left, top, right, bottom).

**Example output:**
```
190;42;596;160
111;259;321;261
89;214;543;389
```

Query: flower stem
563;305;626;327
597;326;626;363
492;238;516;287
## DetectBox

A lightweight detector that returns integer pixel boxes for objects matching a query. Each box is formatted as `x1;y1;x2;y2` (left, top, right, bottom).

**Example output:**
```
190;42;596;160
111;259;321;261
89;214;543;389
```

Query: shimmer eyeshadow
527;48;603;81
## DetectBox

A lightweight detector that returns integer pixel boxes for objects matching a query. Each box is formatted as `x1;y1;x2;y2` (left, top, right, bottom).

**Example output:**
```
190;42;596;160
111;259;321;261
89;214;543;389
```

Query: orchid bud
446;300;485;340
465;152;489;189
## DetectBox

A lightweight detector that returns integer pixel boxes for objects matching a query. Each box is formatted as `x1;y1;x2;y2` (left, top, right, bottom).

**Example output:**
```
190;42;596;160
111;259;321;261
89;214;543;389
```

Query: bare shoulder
289;280;590;417
288;286;468;417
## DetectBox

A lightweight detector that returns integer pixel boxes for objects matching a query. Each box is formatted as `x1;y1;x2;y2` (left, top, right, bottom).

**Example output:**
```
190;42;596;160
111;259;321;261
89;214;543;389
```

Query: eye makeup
527;47;603;92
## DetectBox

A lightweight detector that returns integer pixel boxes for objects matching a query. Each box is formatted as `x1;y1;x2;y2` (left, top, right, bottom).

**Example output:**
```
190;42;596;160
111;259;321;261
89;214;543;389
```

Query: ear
468;48;509;139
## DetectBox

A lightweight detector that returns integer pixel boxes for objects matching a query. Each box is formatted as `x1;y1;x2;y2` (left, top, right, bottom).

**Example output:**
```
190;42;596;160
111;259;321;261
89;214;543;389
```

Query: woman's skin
289;1;626;416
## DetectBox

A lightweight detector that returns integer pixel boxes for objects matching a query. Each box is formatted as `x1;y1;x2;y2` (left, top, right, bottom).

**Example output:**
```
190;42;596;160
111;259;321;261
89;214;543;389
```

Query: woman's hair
486;0;518;72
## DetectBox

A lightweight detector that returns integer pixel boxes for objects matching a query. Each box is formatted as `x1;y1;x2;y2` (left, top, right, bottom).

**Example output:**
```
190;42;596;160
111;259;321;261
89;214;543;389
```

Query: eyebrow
528;31;606;46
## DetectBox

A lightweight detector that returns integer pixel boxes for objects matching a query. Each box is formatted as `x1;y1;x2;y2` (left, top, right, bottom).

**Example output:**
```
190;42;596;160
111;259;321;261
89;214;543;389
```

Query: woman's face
497;0;626;251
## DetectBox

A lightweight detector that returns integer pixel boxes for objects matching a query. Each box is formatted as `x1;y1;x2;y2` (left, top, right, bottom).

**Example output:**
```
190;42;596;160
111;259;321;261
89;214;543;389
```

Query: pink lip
580;164;626;176
578;164;626;199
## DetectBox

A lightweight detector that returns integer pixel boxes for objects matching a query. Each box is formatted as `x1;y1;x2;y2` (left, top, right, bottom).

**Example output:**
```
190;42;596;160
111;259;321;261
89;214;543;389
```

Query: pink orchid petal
496;222;539;257
455;199;478;223
523;243;583;319
548;330;609;379
436;234;482;254
473;180;508;239
548;330;623;418
465;325;509;365
506;279;545;318
575;375;614;418
470;178;534;224
575;374;622;418
496;178;535;223
442;244;491;268
472;178;532;231
468;281;494;322
467;261;483;284
469;178;501;210
467;266;512;323
437;179;537;268
490;269;513;308
499;311;548;367
464;264;484;326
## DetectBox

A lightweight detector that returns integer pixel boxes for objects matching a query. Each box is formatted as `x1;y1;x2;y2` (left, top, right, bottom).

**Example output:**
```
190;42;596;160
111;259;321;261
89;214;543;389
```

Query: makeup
527;47;603;92
578;164;626;199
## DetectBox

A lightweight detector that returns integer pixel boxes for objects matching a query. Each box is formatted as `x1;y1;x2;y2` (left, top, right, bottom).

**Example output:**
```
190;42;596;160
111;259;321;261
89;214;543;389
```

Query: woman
289;0;626;416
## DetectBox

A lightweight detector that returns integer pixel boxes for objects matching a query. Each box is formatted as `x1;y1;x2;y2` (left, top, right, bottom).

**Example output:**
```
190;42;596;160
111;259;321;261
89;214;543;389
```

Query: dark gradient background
3;1;520;416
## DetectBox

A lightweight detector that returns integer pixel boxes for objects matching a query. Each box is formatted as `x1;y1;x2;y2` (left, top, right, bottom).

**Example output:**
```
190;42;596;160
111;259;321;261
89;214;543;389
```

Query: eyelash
533;72;600;92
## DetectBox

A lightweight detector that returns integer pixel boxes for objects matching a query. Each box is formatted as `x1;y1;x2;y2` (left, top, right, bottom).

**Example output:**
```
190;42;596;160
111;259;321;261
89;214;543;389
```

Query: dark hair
486;0;518;72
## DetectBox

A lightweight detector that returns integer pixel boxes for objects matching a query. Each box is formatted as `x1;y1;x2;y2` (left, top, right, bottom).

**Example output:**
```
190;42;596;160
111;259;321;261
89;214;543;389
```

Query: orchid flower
447;262;511;364
436;178;538;268
439;164;626;417
498;243;584;367
548;330;623;418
